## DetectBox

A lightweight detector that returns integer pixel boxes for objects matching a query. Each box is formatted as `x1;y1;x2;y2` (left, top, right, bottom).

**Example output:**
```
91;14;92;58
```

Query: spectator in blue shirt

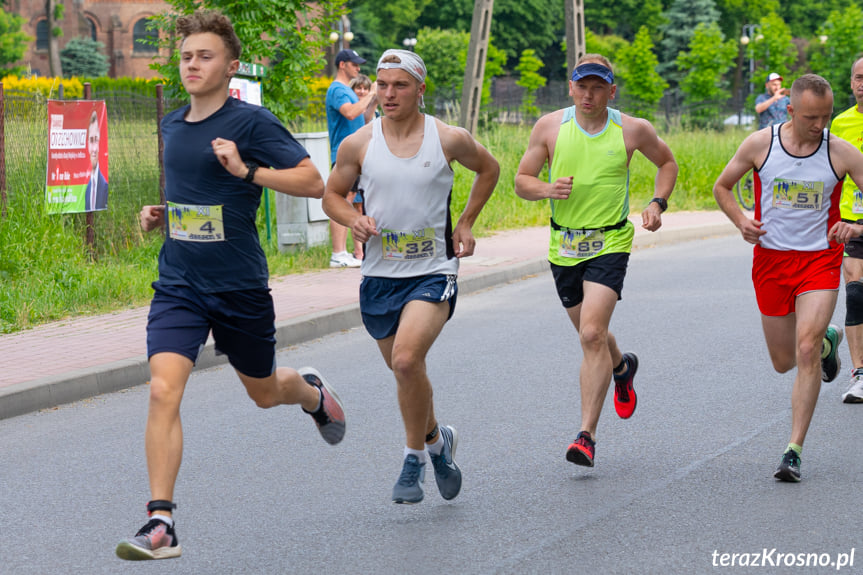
326;49;377;267
755;72;790;129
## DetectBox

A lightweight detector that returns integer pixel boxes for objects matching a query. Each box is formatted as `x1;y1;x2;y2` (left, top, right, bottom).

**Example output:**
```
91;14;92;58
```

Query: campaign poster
229;77;262;106
45;100;109;214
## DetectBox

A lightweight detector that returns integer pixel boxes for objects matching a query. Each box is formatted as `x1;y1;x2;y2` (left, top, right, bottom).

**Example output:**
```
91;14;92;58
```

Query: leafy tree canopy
617;26;667;121
659;0;721;86
148;0;343;121
0;7;31;69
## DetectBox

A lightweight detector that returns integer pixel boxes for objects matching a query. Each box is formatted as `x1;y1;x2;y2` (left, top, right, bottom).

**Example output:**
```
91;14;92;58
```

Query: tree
584;0;664;41
413;0;564;74
60;37;109;78
148;1;343;121
46;0;64;77
658;0;721;87
0;7;32;72
747;12;795;88
677;22;738;127
414;27;506;114
515;48;546;119
776;0;855;38
347;0;434;59
617;27;667;122
584;31;630;65
715;0;779;42
810;5;863;109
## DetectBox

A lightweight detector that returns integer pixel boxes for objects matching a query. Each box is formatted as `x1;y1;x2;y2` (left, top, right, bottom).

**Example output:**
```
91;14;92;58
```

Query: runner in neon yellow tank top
547;106;633;266
515;54;677;470
831;56;863;403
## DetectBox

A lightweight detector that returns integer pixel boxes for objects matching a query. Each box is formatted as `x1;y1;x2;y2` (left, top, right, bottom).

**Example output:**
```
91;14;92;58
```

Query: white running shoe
842;372;863;403
329;251;361;268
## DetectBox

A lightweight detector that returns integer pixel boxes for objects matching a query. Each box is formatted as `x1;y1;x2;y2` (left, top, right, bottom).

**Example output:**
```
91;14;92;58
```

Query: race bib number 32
382;228;435;261
772;179;824;210
167;202;225;242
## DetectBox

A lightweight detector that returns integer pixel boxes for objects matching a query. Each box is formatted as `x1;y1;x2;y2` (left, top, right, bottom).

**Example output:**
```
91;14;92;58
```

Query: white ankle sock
151;513;173;527
403;446;427;464
426;434;444;455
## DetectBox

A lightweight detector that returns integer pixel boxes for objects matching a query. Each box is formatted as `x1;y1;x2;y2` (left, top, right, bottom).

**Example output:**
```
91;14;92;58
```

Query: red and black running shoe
613;353;639;419
566;431;595;467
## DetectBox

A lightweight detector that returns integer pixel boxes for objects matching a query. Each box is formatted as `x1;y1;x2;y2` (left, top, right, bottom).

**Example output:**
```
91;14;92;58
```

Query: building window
86;18;97;42
133;18;157;54
36;19;49;51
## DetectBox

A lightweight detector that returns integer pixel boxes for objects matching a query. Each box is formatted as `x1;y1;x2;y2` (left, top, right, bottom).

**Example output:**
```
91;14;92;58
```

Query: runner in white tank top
714;74;863;482
360;115;457;278
323;49;499;504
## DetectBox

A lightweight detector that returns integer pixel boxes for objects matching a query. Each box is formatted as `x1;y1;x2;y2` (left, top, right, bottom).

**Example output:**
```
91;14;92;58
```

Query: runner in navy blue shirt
115;9;346;561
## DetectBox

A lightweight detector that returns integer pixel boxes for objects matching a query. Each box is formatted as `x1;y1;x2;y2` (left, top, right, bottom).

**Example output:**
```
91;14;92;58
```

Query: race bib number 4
559;229;605;258
772;179;824;210
382;228;435;261
167;202;225;242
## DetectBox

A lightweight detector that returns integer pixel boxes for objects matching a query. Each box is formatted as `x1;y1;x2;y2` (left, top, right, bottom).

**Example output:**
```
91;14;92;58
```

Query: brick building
10;0;169;78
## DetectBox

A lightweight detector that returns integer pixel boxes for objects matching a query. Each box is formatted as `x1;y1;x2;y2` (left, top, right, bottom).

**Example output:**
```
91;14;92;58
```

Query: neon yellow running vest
547;107;634;266
831;105;863;222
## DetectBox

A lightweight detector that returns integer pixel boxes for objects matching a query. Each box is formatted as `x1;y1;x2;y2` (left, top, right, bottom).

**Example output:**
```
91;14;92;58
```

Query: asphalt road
2;235;860;574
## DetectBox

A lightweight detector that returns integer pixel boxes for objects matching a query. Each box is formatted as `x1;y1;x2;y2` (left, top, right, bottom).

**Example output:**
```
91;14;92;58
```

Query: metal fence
0;84;185;257
480;78;751;132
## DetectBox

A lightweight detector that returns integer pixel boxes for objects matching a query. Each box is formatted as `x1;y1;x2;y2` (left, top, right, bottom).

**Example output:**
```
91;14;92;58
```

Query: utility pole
564;0;585;74
459;0;493;135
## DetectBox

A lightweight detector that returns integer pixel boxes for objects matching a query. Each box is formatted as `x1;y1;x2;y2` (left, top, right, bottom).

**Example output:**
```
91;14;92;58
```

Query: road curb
0;220;736;421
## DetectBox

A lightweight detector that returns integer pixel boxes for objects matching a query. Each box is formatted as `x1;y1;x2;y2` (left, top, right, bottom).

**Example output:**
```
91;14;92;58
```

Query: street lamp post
328;15;354;75
402;37;417;51
740;24;760;97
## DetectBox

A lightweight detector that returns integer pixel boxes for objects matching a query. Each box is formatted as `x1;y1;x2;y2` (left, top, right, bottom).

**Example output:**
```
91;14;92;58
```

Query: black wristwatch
243;161;259;183
649;197;667;213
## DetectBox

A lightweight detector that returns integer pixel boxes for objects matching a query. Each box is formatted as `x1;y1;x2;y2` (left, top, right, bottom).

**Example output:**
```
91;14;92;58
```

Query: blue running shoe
392;454;425;504
429;425;462;500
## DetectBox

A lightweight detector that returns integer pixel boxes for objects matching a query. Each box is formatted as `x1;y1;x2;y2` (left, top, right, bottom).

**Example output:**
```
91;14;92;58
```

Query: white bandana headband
376;49;427;83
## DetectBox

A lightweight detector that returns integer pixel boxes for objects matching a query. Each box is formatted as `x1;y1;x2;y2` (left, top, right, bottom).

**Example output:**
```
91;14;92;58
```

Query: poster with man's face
45;100;109;214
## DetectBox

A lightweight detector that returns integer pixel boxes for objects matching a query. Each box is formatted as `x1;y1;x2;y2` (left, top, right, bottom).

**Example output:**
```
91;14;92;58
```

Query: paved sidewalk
0;211;735;419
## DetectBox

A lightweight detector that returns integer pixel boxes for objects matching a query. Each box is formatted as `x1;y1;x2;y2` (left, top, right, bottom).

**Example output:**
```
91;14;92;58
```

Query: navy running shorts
146;282;277;378
359;274;457;340
550;252;630;308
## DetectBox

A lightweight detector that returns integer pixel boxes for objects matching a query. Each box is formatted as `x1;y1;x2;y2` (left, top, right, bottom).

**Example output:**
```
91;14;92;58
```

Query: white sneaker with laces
329;251;361;268
842;372;863;403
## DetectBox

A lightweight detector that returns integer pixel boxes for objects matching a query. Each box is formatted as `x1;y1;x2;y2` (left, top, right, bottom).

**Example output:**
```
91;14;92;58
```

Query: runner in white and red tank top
714;73;863;482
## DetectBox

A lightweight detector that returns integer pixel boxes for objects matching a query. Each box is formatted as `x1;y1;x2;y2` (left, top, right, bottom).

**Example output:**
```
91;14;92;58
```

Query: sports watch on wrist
243;161;259;183
649;197;667;213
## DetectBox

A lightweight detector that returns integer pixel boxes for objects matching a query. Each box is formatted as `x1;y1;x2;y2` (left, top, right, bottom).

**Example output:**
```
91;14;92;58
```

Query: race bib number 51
772;179;824;210
167;202;225;242
382;228;435;261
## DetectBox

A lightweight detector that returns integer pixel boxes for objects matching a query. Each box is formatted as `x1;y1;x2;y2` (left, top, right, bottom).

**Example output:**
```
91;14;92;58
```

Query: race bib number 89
559;229;605;258
167;202;225;242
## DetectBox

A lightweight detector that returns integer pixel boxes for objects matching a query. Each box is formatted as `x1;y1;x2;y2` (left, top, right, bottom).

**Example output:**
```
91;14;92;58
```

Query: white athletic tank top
360;115;457;278
754;124;842;251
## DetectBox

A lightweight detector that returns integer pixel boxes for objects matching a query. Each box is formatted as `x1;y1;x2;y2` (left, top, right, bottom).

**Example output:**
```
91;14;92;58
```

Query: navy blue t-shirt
158;97;309;292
